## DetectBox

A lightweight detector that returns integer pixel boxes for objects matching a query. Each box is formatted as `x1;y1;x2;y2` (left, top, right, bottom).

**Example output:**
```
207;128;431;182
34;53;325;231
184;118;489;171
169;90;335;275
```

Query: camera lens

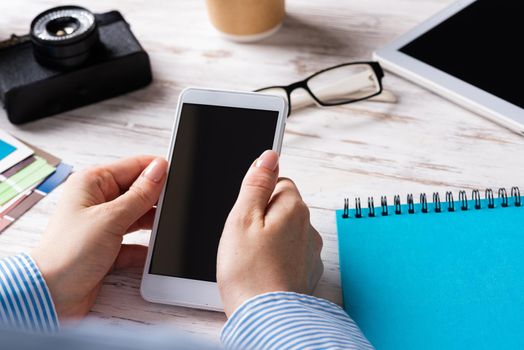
30;6;99;68
46;17;81;37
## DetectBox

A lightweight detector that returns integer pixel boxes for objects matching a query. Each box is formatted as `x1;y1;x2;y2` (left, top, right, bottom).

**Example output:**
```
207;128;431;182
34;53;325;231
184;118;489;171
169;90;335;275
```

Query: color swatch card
0;131;33;173
0;140;16;158
336;189;524;350
0;131;72;233
0;156;55;205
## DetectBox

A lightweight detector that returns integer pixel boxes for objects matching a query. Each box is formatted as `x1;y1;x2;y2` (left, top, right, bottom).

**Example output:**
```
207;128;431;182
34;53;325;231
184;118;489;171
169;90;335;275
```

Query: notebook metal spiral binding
381;196;388;216
446;191;454;212
342;187;521;218
512;186;521;206
356;198;362;218
368;197;375;217
472;189;481;209
394;195;401;214
342;198;349;218
433;192;441;213
420;193;428;213
407;194;415;214
498;188;508;207
459;190;468;210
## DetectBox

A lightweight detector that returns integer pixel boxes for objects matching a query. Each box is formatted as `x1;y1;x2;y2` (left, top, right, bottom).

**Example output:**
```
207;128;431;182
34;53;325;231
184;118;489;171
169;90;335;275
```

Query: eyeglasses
256;61;394;116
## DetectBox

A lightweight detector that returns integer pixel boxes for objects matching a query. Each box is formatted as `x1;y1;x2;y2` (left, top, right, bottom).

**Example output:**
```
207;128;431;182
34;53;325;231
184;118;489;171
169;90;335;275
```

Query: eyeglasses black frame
255;61;384;116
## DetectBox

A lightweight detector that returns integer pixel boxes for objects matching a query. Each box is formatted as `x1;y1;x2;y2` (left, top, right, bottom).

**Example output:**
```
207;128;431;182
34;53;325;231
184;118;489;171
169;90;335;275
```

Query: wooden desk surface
1;0;523;343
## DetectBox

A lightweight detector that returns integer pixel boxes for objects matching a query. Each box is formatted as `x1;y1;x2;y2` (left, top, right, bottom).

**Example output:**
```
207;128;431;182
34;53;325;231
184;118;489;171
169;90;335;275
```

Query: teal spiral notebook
336;188;524;350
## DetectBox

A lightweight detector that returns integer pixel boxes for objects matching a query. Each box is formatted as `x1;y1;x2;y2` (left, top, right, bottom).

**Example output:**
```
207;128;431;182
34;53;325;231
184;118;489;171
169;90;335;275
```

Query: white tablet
374;0;524;135
141;88;287;311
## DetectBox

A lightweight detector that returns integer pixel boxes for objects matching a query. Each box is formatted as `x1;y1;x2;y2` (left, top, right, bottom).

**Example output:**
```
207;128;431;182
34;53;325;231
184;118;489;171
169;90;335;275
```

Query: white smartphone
141;88;287;311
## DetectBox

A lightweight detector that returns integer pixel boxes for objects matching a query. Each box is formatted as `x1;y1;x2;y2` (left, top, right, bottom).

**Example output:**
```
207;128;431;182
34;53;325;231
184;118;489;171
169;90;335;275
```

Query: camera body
0;10;152;124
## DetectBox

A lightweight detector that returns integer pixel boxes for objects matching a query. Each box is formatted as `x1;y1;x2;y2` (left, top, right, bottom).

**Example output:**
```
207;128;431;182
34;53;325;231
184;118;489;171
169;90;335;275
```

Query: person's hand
217;150;324;317
31;156;168;321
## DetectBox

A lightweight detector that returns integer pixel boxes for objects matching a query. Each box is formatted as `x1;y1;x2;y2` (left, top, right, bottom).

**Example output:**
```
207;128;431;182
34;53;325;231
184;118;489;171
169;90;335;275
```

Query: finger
266;178;305;218
62;155;159;206
108;158;168;228
127;207;157;233
232;150;279;221
272;177;302;200
114;244;148;269
101;155;158;192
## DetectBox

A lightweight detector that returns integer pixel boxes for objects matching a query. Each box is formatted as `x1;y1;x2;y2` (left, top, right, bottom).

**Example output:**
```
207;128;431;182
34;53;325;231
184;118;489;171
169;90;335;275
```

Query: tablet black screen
149;103;278;282
400;0;523;109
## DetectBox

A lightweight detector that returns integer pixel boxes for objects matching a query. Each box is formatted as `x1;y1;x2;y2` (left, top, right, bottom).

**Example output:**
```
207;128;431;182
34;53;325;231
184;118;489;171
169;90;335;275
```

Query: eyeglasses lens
307;64;380;105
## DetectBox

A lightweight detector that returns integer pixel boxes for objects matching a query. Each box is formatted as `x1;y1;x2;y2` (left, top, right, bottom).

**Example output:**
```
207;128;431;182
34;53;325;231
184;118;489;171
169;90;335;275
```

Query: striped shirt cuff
221;291;374;350
0;253;59;332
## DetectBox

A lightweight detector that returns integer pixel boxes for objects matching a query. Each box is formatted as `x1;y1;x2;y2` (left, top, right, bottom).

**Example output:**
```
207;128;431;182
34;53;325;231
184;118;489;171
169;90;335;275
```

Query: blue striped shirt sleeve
0;253;59;332
221;292;374;350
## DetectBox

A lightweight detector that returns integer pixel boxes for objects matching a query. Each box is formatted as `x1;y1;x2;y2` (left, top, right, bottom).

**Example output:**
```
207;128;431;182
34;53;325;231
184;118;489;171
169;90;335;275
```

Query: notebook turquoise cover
336;191;524;350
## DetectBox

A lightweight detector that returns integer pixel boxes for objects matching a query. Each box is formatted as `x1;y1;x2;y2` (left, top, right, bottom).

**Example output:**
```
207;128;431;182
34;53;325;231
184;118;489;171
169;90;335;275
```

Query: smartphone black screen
149;103;279;282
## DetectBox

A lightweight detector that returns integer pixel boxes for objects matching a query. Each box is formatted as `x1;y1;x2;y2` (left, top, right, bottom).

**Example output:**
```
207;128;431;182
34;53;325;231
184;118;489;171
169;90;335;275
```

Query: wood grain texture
1;0;523;342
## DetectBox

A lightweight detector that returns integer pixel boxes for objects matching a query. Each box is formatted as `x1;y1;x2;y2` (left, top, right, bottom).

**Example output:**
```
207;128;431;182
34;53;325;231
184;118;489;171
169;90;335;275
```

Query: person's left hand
31;155;168;321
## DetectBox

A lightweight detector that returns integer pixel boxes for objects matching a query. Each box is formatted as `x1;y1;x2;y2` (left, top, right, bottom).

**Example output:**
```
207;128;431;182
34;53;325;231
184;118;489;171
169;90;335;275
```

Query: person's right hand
217;150;324;317
31;156;168;321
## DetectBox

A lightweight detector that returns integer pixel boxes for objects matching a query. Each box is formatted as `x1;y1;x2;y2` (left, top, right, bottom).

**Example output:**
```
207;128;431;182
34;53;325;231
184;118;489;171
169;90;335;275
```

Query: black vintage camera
0;6;152;124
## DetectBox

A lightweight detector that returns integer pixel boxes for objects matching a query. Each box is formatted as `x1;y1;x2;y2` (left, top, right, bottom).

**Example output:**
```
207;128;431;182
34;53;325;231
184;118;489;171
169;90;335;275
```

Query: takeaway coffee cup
205;0;285;42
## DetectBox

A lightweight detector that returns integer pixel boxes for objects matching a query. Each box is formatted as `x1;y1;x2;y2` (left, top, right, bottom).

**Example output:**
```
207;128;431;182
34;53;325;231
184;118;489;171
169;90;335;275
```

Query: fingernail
255;150;278;171
142;159;167;183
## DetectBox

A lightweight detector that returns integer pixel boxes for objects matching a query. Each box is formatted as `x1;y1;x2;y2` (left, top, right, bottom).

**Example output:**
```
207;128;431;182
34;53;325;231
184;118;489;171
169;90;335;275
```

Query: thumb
110;158;168;228
232;150;279;219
